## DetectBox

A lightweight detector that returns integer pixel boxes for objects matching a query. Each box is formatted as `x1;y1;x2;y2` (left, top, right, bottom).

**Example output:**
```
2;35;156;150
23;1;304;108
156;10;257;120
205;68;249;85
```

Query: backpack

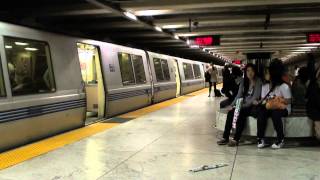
306;68;320;121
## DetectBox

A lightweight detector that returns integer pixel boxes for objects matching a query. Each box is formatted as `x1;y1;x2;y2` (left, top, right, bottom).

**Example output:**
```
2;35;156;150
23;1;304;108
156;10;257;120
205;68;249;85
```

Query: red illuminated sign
232;60;241;65
191;35;220;46
307;33;320;43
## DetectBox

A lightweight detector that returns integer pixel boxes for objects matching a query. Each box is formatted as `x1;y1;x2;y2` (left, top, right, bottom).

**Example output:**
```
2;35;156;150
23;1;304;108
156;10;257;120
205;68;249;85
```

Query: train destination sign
190;35;220;46
307;33;320;43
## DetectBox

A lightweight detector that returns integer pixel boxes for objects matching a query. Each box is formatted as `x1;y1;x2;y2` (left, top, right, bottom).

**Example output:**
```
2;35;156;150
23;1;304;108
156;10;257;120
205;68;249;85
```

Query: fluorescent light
25;47;38;51
154;26;162;32
186;39;190;45
5;45;12;49
298;46;317;49
134;9;172;16
190;45;199;48
124;11;137;21
15;42;28;46
162;24;185;29
174;35;179;40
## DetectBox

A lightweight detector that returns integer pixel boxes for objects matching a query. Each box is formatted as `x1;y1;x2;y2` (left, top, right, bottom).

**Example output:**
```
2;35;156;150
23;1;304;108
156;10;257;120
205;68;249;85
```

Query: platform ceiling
1;0;320;64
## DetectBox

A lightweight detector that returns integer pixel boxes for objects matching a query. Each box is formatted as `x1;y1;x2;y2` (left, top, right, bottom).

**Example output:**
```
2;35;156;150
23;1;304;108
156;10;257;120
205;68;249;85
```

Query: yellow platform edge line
0;88;209;170
0;123;119;170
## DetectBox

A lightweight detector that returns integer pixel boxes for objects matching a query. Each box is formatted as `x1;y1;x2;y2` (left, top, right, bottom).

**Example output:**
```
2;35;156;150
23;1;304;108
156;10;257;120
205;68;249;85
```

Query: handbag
265;96;287;110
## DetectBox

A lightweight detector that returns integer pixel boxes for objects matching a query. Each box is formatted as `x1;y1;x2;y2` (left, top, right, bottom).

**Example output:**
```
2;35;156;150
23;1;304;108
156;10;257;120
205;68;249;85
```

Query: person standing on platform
207;64;218;97
217;63;262;146
305;53;320;141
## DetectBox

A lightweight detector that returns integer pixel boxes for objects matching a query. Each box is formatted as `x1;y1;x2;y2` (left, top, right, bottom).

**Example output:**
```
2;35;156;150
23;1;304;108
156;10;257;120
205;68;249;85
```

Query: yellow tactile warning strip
0;87;212;170
0;123;118;170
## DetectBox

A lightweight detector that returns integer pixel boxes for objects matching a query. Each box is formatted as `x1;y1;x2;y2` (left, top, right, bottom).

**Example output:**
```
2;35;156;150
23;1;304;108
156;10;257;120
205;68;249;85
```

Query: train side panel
0;22;85;151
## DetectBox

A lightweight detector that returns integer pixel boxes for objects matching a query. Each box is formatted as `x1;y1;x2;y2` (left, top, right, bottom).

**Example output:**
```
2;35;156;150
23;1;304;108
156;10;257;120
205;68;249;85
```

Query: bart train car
0;21;219;151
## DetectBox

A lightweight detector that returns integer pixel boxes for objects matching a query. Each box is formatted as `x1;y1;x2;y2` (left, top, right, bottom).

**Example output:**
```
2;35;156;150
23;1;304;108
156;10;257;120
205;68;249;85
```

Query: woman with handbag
256;59;292;149
217;63;262;146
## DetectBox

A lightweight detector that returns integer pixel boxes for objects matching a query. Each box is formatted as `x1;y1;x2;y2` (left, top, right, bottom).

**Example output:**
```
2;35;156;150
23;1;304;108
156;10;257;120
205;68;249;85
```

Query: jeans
257;106;288;141
223;106;252;141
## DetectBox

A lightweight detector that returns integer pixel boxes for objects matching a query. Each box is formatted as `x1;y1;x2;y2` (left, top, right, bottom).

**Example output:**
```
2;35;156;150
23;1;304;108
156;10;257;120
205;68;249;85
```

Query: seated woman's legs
270;109;288;143
217;109;235;145
233;107;252;142
257;106;269;140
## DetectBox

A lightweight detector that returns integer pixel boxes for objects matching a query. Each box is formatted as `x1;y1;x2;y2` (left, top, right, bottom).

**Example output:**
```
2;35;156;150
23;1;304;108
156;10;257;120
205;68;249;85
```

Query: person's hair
232;66;242;77
297;66;308;83
243;63;257;96
269;59;285;89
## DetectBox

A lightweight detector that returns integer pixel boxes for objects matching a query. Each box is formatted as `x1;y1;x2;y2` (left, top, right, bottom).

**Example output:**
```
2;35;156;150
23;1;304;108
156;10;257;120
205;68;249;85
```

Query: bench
215;108;314;138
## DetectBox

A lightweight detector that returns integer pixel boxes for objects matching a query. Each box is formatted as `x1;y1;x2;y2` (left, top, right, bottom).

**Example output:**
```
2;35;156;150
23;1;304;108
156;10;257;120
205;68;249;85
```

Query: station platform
0;88;320;180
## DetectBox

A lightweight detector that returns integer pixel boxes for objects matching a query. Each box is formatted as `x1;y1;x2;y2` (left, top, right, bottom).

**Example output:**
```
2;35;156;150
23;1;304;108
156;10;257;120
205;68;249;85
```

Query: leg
222;109;235;140
314;121;320;141
271;109;288;141
233;107;252;141
257;106;269;139
208;82;212;96
220;98;231;108
213;82;217;91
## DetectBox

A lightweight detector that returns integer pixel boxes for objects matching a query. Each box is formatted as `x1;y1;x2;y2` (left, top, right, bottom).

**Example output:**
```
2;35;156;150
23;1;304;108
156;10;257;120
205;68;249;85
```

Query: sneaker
257;139;266;148
217;138;229;145
227;139;239;147
271;139;284;149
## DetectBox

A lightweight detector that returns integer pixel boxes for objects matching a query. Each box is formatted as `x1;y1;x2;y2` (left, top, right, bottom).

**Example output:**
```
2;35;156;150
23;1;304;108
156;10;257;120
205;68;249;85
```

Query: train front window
131;55;146;84
183;63;194;80
118;52;135;85
193;64;201;79
0;58;6;97
4;37;56;96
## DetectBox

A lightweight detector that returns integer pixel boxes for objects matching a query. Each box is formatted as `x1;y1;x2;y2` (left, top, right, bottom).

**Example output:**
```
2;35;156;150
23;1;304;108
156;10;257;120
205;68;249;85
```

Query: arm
230;79;244;107
243;79;262;108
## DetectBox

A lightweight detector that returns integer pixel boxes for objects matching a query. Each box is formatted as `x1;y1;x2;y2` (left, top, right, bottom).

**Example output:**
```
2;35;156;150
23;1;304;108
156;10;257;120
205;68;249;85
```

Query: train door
173;59;181;97
77;43;105;124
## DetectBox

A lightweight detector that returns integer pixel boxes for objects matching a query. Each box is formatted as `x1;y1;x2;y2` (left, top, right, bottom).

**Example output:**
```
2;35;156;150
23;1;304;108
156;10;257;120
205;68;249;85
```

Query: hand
253;100;259;105
226;106;234;111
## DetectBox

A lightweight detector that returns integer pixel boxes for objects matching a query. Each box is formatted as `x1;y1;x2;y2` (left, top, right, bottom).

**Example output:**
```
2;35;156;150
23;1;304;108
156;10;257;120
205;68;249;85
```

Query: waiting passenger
217;63;262;146
207;64;218;97
220;66;242;108
305;53;320;140
256;59;292;149
291;67;308;115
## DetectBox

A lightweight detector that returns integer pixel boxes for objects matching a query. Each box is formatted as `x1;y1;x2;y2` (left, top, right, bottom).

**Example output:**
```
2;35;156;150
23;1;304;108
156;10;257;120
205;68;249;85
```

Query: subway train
0;21;223;151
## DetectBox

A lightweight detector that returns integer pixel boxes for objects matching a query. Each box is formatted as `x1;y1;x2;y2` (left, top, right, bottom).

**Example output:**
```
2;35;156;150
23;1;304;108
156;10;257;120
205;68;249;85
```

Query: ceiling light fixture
25;47;38;51
174;35;179;40
134;9;172;16
190;45;199;48
15;42;28;46
162;24;185;29
154;26;162;32
5;45;12;49
124;11;137;21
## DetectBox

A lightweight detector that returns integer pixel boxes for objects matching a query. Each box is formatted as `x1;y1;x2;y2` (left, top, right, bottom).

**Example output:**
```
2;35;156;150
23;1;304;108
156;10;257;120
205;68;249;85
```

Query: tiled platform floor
0;91;319;180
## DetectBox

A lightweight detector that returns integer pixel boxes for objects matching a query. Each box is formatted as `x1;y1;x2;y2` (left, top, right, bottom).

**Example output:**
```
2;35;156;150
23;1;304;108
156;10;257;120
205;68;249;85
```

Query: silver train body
0;22;221;151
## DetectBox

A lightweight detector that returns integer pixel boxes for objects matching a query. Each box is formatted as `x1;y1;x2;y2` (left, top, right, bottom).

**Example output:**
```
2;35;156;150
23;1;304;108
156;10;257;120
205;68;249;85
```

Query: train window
0;61;6;97
131;55;146;84
153;58;164;81
161;59;171;81
193;64;201;79
4;37;56;96
118;52;135;85
183;63;194;80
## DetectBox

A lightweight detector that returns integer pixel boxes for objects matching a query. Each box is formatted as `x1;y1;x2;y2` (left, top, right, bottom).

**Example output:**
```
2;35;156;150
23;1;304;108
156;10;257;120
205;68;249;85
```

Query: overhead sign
190;35;220;46
307;33;320;43
232;60;241;65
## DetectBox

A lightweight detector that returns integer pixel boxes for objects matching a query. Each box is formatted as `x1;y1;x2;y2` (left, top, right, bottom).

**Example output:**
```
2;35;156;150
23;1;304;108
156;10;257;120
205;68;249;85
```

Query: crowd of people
206;54;320;149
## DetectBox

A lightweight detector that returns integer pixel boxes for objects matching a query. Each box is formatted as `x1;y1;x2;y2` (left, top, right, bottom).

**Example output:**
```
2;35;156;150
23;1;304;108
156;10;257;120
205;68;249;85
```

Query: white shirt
261;83;292;113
